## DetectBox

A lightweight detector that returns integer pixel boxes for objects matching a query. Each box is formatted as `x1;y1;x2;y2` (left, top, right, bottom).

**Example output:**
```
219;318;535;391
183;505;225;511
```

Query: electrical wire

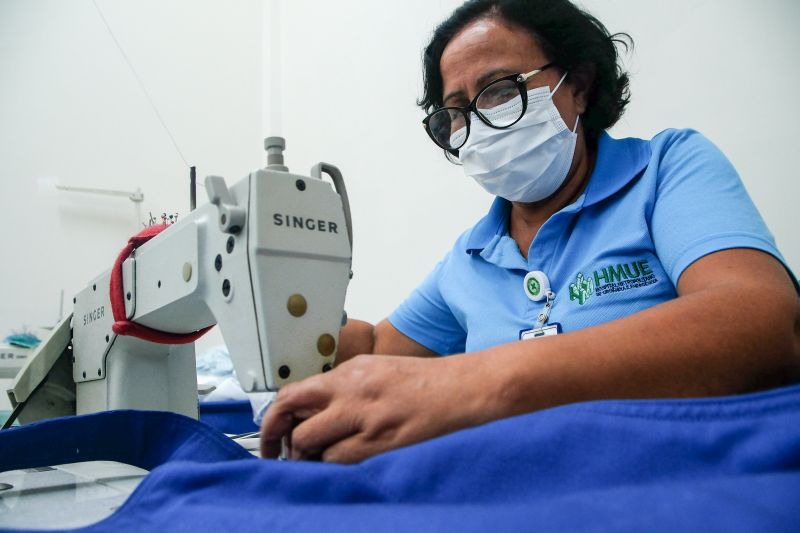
91;0;191;168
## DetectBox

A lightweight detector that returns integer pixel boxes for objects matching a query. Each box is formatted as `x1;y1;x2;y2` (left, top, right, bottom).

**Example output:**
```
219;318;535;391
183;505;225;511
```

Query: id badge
519;323;562;340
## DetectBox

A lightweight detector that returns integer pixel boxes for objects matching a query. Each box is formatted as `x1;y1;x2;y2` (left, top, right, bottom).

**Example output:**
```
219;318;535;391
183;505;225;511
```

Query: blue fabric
199;399;259;435
0;410;253;473
2;386;800;532
389;129;793;354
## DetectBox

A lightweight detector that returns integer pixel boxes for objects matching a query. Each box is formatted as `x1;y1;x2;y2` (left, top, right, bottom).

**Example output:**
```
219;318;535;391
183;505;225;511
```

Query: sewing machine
5;136;353;426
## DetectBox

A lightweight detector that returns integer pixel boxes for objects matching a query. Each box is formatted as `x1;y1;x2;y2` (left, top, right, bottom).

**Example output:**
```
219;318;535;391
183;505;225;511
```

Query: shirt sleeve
650;129;792;286
388;253;467;355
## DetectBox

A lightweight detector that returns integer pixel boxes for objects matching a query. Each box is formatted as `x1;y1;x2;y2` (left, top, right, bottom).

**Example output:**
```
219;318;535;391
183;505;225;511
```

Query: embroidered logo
569;273;594;305
593;259;658;296
571;259;659;305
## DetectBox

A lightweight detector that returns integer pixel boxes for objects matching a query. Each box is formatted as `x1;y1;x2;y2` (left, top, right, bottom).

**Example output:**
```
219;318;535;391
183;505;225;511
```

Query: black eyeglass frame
422;63;554;154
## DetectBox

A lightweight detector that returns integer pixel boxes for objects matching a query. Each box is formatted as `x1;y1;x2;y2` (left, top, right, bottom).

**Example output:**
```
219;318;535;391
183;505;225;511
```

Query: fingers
260;377;333;458
260;409;296;459
290;406;360;460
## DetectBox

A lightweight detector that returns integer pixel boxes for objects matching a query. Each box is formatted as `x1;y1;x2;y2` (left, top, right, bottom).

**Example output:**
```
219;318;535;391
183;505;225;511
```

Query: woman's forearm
336;317;438;365
467;251;800;425
335;319;376;364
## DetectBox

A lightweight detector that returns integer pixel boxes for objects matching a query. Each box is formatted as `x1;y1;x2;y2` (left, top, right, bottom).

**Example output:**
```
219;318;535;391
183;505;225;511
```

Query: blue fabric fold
2;385;800;532
0;410;253;473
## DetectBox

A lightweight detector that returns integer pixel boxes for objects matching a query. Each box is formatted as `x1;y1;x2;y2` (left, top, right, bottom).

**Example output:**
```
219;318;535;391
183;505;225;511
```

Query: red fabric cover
109;225;214;344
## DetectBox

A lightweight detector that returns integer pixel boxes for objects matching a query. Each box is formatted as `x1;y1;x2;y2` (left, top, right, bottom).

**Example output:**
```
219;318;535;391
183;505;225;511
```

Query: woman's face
439;17;587;134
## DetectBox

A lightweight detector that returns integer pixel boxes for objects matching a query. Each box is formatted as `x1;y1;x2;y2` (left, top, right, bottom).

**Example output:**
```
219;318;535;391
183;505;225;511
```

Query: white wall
0;0;262;349
1;1;797;349
584;0;800;275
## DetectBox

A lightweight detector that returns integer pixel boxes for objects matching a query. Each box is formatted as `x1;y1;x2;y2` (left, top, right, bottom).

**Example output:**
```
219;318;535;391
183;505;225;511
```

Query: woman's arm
335;319;437;364
474;249;799;420
261;248;800;463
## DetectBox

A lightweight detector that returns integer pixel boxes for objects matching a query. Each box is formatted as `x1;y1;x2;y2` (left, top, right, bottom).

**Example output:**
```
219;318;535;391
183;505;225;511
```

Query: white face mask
452;72;578;203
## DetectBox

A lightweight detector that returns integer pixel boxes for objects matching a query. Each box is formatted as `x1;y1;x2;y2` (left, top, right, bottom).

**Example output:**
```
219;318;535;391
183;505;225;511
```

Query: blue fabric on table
199;399;259;435
2;385;800;532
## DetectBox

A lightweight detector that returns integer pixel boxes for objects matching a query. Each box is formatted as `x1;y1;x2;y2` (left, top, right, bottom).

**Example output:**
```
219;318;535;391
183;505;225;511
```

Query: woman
260;0;799;463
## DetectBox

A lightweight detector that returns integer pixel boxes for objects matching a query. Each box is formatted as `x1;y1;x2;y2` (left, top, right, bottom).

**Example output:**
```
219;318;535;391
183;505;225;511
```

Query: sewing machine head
7;137;353;424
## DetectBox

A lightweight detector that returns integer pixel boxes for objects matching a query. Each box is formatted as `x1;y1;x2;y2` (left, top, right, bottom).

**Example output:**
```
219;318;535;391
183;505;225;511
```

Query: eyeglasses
422;63;553;153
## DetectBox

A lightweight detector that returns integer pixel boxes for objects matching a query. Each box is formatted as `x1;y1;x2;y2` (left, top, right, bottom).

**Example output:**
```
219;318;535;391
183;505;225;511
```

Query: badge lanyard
535;289;556;328
521;271;561;340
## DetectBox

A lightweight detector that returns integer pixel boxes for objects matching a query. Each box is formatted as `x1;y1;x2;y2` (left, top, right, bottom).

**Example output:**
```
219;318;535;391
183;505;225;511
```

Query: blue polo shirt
389;129;793;355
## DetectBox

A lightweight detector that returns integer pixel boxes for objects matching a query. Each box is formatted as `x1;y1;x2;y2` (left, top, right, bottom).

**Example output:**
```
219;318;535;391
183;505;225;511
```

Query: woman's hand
260;354;486;463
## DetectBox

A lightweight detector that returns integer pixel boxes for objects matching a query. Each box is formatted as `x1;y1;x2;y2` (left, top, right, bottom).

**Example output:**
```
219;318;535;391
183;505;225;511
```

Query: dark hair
419;0;632;143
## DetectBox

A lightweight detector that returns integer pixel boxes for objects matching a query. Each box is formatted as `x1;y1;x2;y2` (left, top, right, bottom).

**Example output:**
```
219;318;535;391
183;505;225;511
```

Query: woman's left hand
259;354;486;463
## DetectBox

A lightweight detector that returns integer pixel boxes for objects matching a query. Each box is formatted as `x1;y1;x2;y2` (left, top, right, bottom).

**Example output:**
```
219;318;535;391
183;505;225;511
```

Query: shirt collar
583;131;651;208
465;132;651;255
465;196;510;254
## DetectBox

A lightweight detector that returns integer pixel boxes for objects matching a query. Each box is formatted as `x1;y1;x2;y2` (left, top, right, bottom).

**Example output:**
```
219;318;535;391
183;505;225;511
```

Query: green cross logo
569;272;594;305
526;277;541;297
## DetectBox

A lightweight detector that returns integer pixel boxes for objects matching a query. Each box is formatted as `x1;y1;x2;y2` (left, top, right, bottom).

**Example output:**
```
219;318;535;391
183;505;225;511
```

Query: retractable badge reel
520;271;560;340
